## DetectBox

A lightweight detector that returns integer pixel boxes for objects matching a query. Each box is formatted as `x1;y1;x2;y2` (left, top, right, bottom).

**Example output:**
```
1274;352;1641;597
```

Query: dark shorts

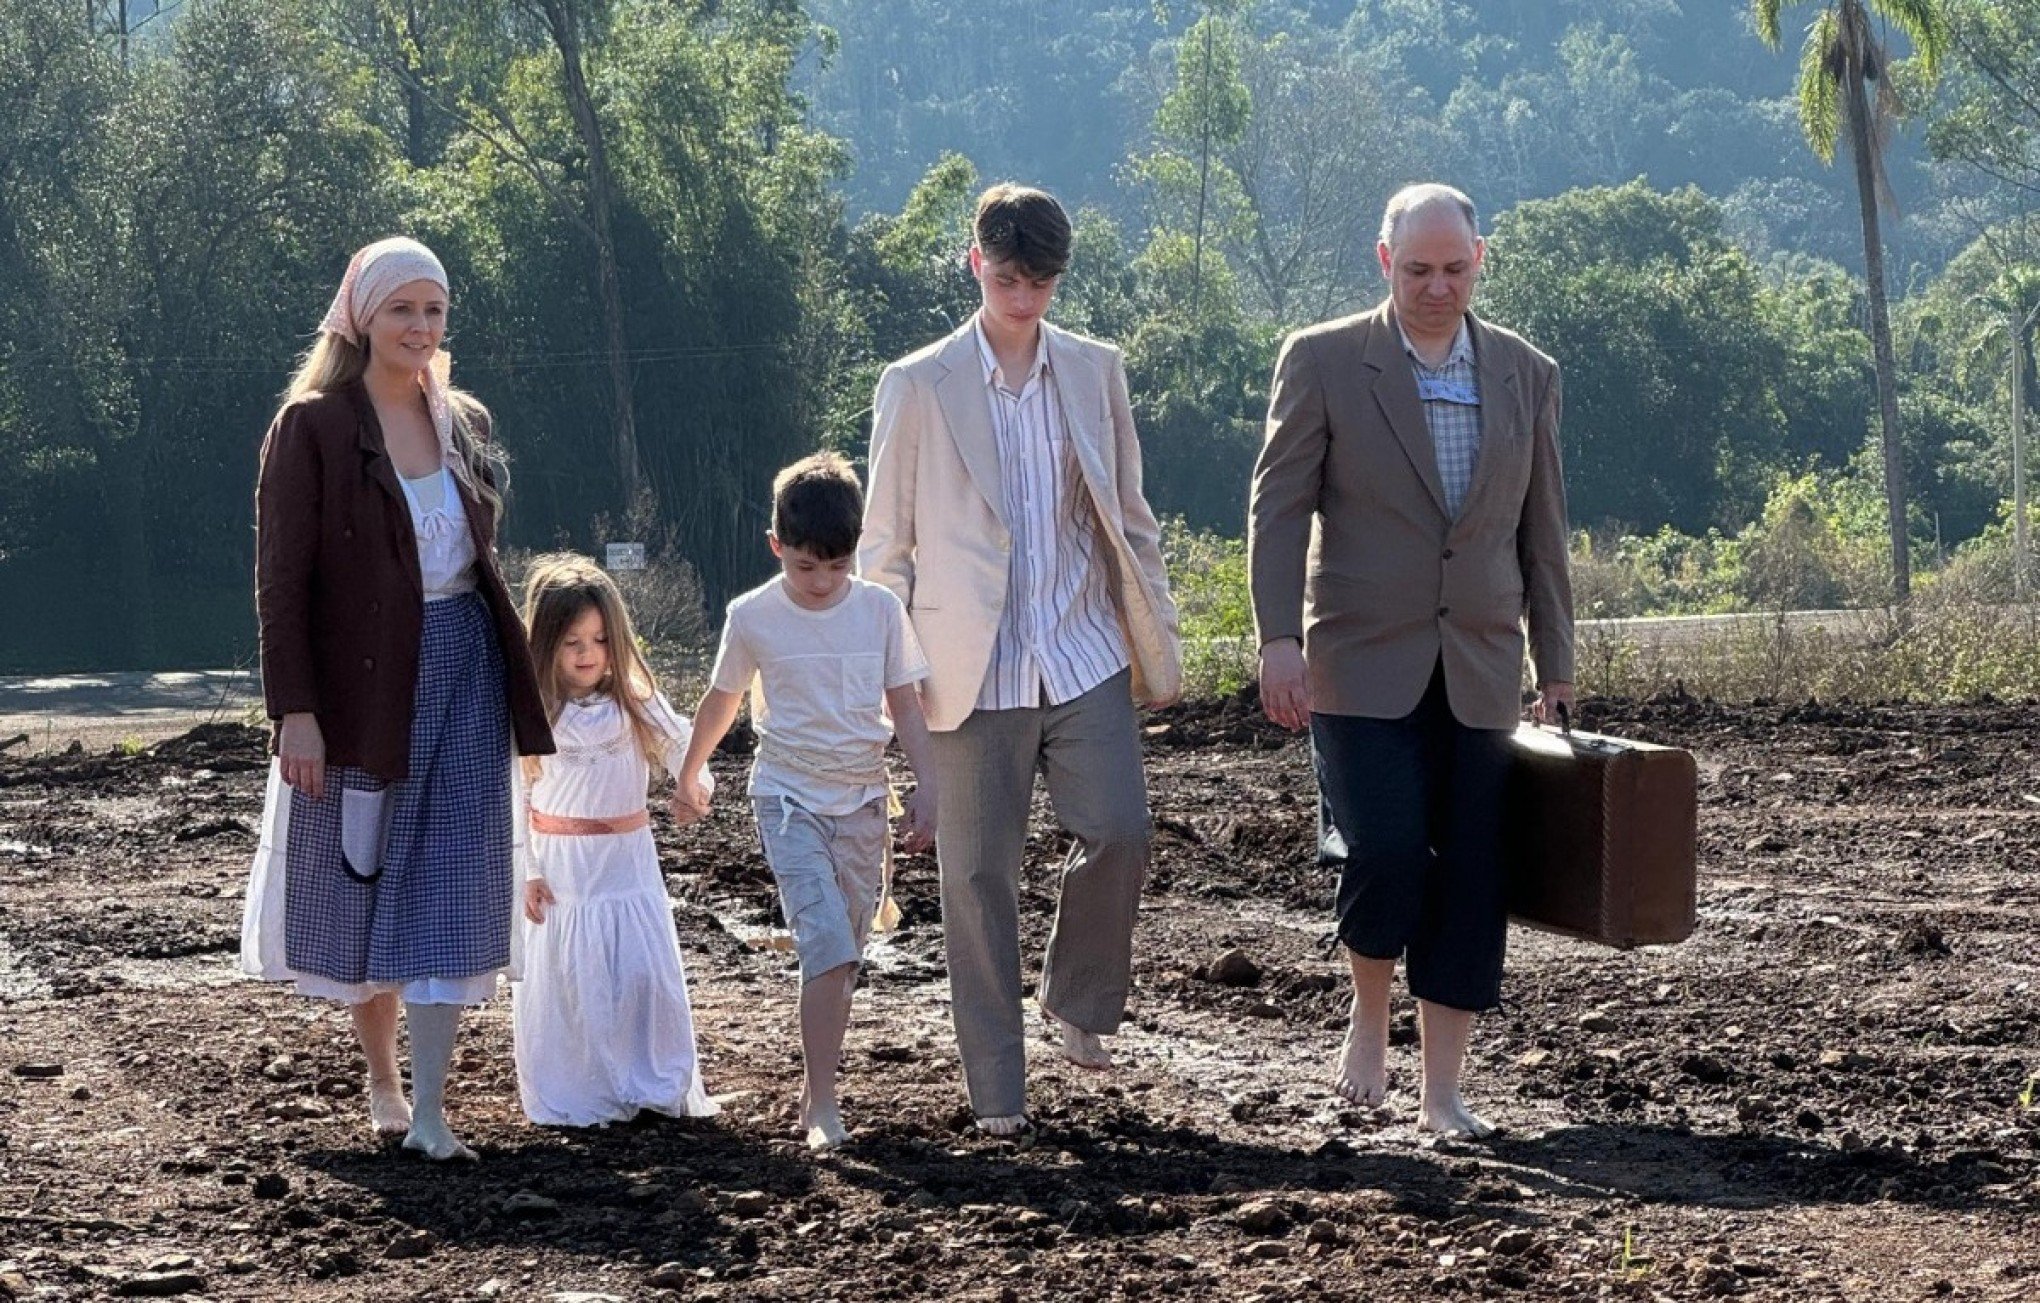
1312;662;1513;1012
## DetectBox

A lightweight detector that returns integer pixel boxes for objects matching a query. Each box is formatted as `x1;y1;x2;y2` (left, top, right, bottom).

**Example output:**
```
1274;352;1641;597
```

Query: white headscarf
319;237;464;474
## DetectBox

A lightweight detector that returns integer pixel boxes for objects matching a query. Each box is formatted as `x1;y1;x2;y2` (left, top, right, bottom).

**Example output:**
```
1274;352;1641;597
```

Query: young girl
511;553;718;1126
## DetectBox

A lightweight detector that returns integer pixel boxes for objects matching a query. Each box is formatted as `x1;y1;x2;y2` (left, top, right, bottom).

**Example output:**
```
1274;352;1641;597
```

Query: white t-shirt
709;576;930;815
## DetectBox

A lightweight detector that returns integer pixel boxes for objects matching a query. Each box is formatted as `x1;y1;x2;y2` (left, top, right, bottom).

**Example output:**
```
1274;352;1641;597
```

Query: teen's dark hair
771;451;864;560
973;183;1072;279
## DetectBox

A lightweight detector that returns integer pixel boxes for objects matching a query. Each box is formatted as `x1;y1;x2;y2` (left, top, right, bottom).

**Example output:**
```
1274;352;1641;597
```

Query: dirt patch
1;698;2036;1300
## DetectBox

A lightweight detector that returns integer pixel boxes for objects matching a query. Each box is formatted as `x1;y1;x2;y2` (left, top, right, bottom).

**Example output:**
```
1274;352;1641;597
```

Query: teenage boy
859;183;1182;1134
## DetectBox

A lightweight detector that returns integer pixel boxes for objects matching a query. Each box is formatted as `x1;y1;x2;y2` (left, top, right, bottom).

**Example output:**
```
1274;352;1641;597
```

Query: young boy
675;451;937;1150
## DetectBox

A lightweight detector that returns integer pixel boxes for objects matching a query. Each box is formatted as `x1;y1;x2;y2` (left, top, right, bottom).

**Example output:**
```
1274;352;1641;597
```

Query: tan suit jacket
1248;301;1573;730
860;320;1182;732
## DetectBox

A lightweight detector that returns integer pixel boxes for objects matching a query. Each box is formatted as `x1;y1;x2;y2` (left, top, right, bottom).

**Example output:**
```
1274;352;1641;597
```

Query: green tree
1482;181;1808;532
1755;0;1951;600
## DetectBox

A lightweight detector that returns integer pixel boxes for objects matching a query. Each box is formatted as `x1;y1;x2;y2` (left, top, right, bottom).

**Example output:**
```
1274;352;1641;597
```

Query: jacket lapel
1043;324;1113;506
1362;302;1450;518
931;322;1009;528
348;382;423;598
1457;311;1521;523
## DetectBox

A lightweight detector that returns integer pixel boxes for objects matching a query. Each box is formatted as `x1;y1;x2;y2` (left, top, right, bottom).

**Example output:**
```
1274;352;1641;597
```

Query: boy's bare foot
401;1114;478;1162
367;1075;412;1137
975;1113;1030;1137
1044;1009;1113;1070
1334;1012;1388;1106
1419;1093;1496;1139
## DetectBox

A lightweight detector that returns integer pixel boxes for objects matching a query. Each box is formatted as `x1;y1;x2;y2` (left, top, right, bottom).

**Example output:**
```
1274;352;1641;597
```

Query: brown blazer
1248;302;1573;730
255;381;554;781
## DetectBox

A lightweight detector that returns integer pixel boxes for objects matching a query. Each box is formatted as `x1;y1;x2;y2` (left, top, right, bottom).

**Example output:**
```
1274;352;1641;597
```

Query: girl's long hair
278;333;506;529
520;552;669;785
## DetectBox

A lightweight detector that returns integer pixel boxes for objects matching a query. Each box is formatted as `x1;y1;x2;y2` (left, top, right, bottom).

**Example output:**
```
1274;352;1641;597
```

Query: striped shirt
1401;320;1481;518
973;318;1130;712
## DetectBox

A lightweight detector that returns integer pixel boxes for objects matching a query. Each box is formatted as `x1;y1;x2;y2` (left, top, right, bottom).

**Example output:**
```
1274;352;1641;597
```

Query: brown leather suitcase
1506;721;1698;948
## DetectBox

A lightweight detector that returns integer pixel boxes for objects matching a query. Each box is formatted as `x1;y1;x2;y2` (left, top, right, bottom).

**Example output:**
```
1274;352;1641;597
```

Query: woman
240;236;554;1161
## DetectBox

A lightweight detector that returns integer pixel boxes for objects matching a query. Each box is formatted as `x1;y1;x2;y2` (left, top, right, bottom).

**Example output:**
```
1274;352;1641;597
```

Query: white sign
604;542;647;572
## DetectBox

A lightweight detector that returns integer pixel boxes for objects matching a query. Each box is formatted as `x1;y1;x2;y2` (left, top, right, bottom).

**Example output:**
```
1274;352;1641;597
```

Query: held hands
898;785;937;855
278;712;327;800
669;774;713;826
523;878;556;924
1532;680;1577;727
1258;639;1312;733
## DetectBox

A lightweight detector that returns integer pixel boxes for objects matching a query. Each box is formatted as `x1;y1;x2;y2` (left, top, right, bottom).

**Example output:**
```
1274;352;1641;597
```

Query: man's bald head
1379;184;1479;250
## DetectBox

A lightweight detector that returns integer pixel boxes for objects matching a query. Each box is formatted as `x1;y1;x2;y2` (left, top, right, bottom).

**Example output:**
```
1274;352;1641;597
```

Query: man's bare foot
1334;1011;1388;1106
1419;1094;1496;1139
367;1075;412;1138
401;1114;478;1161
975;1113;1030;1137
1044;1009;1113;1070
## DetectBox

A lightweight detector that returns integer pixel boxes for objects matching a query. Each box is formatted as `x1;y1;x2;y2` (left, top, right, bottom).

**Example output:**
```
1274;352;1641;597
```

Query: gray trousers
929;669;1151;1118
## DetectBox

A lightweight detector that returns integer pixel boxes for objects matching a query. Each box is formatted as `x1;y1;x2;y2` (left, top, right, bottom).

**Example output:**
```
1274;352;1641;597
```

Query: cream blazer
1248;302;1574;730
860;320;1182;732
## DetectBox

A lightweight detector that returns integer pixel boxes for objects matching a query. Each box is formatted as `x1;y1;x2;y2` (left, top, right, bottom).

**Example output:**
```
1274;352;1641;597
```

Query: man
1248;183;1573;1137
860;183;1182;1135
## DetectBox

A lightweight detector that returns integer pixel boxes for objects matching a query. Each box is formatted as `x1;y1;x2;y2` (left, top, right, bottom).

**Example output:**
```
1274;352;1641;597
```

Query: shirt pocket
841;653;885;705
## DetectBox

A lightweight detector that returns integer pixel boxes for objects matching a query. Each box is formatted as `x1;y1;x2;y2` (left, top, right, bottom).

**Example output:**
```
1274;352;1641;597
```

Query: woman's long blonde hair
520;552;669;784
279;333;505;529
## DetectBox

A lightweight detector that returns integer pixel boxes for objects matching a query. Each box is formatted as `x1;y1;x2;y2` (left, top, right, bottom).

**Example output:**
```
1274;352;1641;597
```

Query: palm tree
1755;0;1950;601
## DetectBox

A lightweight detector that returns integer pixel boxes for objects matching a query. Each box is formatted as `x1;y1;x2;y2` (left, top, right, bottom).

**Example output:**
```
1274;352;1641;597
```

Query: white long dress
510;692;718;1126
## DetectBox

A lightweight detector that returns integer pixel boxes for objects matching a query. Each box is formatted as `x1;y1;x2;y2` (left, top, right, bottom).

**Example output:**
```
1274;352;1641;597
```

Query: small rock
729;1190;772;1218
1518;1049;1553;1069
70;1085;91;1101
1578;1011;1618;1034
1795;1109;1825;1132
646;1262;691;1289
383;1231;434;1260
9;1063;62;1080
261;1056;294;1082
252;1173;289;1200
551;1294;625;1303
115;1273;205;1298
503;1191;560;1218
0;1271;30;1301
476;1281;506;1298
1246;1241;1290;1261
1735;1095;1774;1122
1492;1227;1535;1256
1680;1053;1730;1084
1839;1130;1867;1152
1305;1219;1339;1245
625;1183;665;1204
1206;949;1263;988
1818;1049;1871;1071
1235;1199;1288;1235
1244;1001;1283;1019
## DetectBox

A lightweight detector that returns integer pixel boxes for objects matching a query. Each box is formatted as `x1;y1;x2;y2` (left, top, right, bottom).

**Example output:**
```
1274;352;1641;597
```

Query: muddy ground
0;695;2035;1302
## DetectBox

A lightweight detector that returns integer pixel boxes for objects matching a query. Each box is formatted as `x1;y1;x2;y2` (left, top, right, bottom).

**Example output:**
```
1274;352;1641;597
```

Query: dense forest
2;0;2038;670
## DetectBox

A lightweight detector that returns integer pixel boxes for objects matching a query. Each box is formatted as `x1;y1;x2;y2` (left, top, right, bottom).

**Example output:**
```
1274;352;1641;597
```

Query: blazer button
1441;548;1454;560
363;657;375;670
1437;606;1450;618
343;527;354;540
369;601;380;614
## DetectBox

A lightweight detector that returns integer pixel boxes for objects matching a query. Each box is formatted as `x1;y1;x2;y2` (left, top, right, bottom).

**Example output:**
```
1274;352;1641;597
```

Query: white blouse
398;466;477;600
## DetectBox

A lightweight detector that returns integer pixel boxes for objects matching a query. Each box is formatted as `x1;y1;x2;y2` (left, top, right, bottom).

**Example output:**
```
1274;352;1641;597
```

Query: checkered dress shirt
1401;321;1481;518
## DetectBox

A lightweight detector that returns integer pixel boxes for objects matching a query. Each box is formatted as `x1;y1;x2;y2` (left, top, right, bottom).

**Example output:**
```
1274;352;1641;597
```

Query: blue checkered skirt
283;592;514;984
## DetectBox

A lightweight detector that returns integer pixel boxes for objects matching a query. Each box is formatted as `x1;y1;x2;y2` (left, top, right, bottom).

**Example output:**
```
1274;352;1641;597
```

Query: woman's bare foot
1044;1009;1113;1070
1334;1010;1388;1106
367;1075;412;1138
1419;1092;1496;1139
975;1113;1030;1137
